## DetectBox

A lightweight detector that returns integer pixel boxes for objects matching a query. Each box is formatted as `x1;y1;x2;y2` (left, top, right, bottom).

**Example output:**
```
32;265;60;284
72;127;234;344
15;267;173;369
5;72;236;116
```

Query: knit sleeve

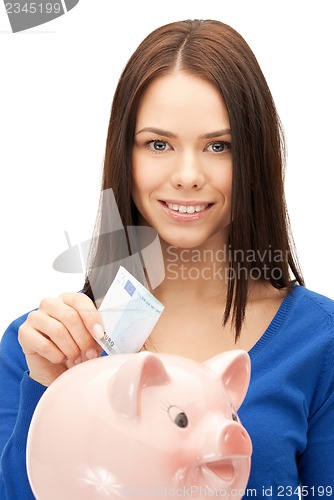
0;314;47;499
298;326;334;494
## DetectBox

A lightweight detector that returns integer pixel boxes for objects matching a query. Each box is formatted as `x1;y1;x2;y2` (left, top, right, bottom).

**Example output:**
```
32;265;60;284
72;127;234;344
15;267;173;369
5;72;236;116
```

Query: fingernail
74;355;82;365
92;323;105;340
86;348;98;360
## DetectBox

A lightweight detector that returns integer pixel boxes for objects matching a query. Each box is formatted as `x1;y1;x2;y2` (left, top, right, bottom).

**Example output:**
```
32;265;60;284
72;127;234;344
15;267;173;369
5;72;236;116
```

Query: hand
18;292;105;387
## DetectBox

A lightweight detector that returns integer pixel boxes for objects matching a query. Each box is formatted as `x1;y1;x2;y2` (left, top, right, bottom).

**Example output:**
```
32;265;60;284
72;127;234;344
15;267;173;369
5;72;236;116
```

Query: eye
206;141;231;153
146;139;171;152
167;405;188;428
230;405;239;422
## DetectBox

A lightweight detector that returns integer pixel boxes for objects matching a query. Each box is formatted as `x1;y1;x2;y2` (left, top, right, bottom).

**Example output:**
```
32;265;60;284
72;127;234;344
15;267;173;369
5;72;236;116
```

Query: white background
0;0;333;338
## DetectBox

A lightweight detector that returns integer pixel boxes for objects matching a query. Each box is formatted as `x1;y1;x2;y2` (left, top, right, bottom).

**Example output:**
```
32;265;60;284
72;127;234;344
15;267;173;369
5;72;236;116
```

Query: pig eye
175;413;188;428
228;403;239;422
168;405;188;428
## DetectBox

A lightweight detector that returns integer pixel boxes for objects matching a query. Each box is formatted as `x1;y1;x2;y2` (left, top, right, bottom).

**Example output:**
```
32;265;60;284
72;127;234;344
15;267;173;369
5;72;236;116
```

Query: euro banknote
96;266;164;355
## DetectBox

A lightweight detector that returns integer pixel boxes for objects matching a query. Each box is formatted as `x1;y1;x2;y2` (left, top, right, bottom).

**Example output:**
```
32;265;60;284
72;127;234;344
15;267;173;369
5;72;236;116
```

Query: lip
162;199;214;206
158;200;214;222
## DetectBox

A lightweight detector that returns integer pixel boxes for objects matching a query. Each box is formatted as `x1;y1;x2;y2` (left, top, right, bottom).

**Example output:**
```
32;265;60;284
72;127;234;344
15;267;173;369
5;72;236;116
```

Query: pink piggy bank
27;350;252;499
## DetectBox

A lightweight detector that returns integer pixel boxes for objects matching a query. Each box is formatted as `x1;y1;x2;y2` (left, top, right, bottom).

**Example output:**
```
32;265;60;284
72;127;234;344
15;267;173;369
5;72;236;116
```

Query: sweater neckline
248;285;305;358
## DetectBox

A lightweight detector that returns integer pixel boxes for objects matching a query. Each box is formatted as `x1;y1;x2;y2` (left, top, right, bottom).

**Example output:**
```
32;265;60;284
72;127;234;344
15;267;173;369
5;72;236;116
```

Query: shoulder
288;285;334;330
281;286;334;392
0;312;31;369
289;287;334;413
249;286;334;416
296;285;334;309
250;285;334;367
1;312;30;343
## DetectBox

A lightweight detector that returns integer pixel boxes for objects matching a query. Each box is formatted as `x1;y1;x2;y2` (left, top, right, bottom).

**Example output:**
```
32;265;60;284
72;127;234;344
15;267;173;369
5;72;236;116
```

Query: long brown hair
83;19;304;338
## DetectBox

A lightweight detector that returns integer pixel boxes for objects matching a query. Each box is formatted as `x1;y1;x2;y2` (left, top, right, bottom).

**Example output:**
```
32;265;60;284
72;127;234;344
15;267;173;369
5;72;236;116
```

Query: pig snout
219;421;252;457
197;421;252;490
200;420;252;460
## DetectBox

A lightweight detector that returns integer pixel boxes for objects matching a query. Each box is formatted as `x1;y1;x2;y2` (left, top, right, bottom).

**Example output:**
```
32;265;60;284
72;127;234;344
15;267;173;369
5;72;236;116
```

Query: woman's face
132;70;232;250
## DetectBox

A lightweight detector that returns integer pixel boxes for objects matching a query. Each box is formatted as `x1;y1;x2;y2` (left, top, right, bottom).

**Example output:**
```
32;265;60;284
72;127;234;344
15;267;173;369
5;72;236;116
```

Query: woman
1;19;333;498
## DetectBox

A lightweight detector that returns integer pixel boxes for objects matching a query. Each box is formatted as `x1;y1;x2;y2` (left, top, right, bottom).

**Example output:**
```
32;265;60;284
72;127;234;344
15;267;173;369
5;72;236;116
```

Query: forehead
136;70;230;132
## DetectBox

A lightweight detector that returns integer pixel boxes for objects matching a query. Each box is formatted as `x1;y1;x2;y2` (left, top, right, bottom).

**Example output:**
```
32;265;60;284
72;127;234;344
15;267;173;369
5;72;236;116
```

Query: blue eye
146;140;170;152
207;141;231;153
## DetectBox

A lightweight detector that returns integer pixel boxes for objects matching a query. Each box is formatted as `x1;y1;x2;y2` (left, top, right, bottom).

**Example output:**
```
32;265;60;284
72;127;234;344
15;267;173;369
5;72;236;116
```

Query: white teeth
166;202;208;213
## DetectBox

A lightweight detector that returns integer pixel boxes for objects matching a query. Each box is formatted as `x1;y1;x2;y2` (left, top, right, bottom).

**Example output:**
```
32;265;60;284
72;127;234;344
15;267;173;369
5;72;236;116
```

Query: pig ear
204;350;251;410
109;352;170;419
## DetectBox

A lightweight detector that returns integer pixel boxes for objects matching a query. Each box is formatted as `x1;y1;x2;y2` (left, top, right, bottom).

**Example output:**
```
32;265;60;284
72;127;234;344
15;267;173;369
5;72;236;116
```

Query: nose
218;422;252;457
171;151;205;190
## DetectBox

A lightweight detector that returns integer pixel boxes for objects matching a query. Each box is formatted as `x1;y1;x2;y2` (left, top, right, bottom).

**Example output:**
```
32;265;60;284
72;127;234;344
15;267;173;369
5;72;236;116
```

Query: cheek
131;161;154;217
212;166;233;200
131;159;165;199
132;164;149;194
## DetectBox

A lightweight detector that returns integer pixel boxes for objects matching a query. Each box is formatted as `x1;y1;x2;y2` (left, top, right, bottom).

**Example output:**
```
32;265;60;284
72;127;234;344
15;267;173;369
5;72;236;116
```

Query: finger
27;310;82;362
18;322;67;365
58;292;105;341
39;295;104;360
39;296;98;352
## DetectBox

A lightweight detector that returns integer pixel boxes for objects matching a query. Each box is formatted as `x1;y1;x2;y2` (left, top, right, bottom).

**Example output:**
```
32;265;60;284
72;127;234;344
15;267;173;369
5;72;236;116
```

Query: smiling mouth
162;201;213;214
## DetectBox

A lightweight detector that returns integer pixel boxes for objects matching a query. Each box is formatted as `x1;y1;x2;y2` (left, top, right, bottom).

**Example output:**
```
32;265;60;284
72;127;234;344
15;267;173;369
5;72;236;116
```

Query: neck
151;238;231;303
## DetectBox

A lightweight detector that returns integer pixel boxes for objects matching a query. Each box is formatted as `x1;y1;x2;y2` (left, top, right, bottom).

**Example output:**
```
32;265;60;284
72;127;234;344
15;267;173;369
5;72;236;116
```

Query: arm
298;338;334;496
0;314;47;499
0;293;104;498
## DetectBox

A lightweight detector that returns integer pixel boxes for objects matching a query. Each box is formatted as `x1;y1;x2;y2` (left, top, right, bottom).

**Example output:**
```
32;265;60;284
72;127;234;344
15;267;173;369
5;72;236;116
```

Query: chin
135;212;230;250
159;233;224;251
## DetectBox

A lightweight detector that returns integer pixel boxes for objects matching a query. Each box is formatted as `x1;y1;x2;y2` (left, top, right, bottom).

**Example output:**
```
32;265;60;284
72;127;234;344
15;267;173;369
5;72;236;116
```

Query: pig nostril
219;424;252;456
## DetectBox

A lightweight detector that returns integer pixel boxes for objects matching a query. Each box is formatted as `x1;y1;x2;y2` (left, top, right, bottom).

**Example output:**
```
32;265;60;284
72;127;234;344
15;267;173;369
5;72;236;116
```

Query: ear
204;350;251;410
109;352;170;418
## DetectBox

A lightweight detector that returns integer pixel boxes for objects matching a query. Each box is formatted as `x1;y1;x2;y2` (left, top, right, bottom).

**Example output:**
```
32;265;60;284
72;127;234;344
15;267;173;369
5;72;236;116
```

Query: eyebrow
135;127;231;139
200;129;231;139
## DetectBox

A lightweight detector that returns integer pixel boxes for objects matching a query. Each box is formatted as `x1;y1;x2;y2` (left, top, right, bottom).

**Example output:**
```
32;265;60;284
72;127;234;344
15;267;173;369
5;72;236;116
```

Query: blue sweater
0;286;334;499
